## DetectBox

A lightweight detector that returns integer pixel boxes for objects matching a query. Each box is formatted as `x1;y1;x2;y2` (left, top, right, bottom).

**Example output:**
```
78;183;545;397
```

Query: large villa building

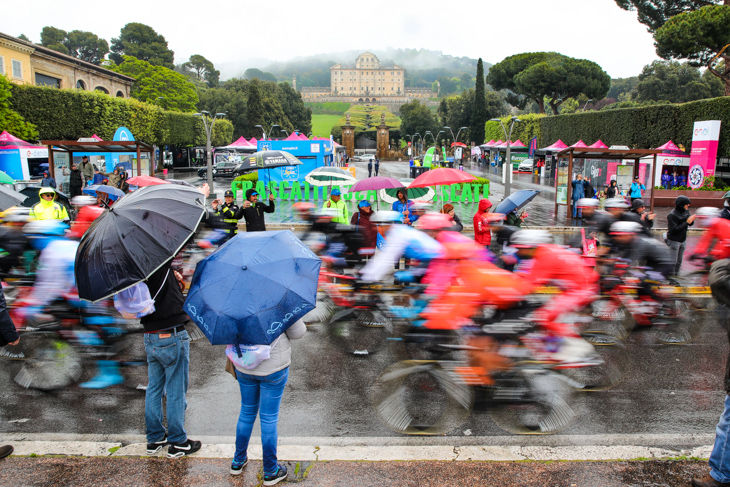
299;52;437;111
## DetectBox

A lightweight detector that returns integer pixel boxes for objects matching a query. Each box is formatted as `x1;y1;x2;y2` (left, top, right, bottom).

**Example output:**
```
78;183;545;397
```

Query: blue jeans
572;200;582;218
144;328;190;445
710;395;730;483
234;367;289;474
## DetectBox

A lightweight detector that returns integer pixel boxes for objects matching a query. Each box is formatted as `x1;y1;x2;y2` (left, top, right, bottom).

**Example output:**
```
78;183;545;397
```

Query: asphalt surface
0;456;711;487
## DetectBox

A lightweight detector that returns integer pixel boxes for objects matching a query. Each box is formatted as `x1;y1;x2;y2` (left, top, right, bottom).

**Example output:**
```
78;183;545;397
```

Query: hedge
485;114;544;146
539;96;730;157
9;84;233;147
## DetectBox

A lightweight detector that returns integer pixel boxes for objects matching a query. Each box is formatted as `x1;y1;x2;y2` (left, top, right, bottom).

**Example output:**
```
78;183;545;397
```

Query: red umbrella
408;168;476;188
127;176;170;187
451;142;467;148
408;168;476;204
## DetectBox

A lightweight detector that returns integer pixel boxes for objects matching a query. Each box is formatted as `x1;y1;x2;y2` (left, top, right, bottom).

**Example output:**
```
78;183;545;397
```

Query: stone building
0;32;134;97
330;52;405;96
300;51;437;112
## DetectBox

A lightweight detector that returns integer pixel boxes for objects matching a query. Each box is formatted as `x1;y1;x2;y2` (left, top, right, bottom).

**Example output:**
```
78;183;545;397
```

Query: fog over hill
217;48;490;88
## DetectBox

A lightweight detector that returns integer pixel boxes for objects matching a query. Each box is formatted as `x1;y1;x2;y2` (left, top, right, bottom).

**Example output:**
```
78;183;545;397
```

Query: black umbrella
75;184;207;302
20;186;71;212
0;185;27;211
493;189;540;215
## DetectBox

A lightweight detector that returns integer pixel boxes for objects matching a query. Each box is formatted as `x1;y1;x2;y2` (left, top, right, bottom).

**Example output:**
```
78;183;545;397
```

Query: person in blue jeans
142;263;201;458
229;319;307;485
693;260;730;487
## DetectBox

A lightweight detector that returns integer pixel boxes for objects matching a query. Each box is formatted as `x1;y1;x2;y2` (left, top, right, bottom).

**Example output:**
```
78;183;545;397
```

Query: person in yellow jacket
323;188;349;224
29;187;69;221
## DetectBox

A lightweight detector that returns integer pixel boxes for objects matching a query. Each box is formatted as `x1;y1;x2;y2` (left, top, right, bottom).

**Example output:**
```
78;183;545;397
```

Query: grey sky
1;0;658;79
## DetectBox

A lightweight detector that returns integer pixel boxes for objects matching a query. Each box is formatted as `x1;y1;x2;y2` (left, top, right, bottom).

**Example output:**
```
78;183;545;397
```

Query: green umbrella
379;179;435;204
0;170;14;185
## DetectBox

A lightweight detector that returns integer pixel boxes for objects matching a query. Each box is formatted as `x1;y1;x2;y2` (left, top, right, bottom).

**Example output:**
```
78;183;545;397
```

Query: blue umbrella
184;230;321;346
493;189;540;215
83;184;125;200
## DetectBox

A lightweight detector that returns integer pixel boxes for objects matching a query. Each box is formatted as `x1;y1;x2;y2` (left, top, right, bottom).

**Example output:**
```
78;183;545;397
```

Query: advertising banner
556;160;569;205
688;120;721;189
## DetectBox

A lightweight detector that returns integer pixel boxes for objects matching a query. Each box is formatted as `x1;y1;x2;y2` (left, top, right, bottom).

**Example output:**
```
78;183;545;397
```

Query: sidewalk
0;453;709;486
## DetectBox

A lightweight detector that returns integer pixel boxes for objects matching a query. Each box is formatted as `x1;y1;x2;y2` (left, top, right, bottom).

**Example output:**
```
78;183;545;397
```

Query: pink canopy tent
299;133;310;140
588;140;608;149
228;136;255;147
570;140;588;148
539;139;568;151
248;138;258;145
91;134;103;141
655;140;687;156
284;133;300;141
0;131;37;148
495;140;527;149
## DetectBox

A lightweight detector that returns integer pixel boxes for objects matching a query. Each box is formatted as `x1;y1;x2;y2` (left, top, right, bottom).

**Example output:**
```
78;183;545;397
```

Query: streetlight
582;99;593;111
455;126;468;143
267;124;280;139
414;133;421;158
280;129;289;138
490;116;521;197
443;126;455;142
254;124;266;140
194;111;226;198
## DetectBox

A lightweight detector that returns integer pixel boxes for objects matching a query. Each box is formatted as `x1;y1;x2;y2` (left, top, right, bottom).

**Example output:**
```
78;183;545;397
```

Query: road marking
0;434;715;461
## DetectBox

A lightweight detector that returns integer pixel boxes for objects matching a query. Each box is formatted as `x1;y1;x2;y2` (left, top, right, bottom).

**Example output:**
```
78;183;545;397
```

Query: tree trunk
725;79;730;97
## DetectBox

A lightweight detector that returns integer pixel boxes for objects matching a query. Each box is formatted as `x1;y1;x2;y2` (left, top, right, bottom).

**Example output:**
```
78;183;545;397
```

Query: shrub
233;172;258;183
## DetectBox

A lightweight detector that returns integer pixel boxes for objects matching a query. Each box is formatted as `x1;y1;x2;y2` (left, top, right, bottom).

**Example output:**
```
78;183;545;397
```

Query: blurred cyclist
510;229;597;363
690;207;730;264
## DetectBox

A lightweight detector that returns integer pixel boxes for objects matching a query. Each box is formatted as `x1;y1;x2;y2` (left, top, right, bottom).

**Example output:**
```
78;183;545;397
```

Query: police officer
211;190;242;240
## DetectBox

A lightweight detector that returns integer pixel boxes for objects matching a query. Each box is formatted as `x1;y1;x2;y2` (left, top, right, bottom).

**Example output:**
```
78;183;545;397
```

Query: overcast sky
1;0;658;79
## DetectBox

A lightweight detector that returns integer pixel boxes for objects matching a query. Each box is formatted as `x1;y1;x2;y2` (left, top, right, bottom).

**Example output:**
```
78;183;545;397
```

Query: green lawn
311;114;342;137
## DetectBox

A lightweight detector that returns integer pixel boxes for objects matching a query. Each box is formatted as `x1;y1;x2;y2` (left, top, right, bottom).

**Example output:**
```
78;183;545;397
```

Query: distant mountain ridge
218;48;490;89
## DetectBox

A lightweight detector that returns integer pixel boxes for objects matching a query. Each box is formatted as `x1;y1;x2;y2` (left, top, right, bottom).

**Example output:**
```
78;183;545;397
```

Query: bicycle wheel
653;299;701;345
555;340;626;392
327;309;387;356
370;360;473;435
487;368;576;435
580;297;633;342
678;270;716;310
14;336;83;391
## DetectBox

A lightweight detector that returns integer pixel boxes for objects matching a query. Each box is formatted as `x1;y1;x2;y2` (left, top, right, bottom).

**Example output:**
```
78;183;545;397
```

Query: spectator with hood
474;199;494;247
392;189;417;225
351;200;377;249
667;195;695;276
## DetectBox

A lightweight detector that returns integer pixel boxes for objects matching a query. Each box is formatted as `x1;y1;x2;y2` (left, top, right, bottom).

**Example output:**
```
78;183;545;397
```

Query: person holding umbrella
241;189;275;232
351;200;377;249
324;188;348;224
392;189;416;225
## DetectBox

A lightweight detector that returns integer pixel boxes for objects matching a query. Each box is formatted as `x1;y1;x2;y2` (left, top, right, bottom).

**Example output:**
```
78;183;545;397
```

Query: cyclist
510;229;598;362
607;221;674;318
597;198;631;238
360;211;443;283
690;207;730;263
17;209;123;388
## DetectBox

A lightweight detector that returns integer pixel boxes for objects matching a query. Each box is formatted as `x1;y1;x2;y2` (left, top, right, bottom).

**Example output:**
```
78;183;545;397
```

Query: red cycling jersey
691;218;730;261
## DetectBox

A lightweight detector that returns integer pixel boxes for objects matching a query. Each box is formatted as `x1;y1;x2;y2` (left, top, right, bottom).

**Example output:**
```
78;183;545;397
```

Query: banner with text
688;120;721;189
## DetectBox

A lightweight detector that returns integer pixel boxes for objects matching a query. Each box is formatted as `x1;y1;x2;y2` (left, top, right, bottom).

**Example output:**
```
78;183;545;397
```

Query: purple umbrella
348;176;402;192
347;176;403;210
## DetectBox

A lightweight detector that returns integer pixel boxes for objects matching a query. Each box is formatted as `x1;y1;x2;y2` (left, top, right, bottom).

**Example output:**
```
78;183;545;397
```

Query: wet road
0;166;725;446
0;307;726;442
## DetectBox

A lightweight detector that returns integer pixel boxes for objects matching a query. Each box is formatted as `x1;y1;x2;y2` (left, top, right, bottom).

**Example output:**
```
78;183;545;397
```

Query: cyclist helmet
69;205;104;239
410;201;432;212
414;212;452;231
293;202;315;213
70;195;97;207
609;221;642;235
576;198;599;208
23;220;69;250
315;208;339;220
510;229;553;248
0;206;31;223
605;199;630;210
695;206;720;228
371;211;404;224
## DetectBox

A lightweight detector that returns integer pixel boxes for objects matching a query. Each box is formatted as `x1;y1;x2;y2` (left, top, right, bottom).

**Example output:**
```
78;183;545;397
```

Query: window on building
95;86;109;94
116;91;124;98
35;73;61;88
11;59;22;79
0;56;4;75
76;80;86;90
